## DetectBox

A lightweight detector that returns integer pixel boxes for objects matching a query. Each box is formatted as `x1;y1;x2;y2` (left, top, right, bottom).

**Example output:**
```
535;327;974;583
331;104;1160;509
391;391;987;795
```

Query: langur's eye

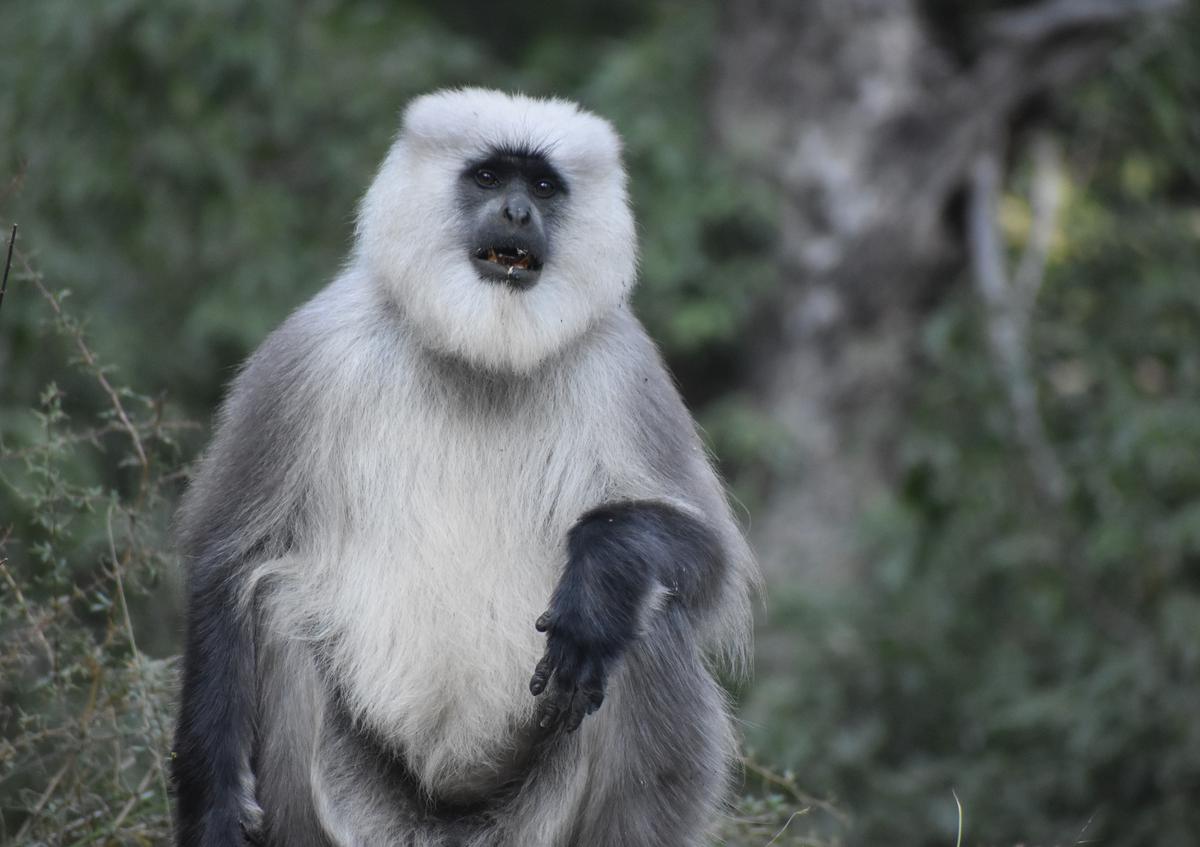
475;169;500;188
531;178;557;198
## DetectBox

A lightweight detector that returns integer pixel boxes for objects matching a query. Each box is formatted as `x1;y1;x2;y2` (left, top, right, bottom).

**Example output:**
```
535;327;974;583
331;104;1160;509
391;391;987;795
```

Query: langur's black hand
529;504;664;732
530;615;612;732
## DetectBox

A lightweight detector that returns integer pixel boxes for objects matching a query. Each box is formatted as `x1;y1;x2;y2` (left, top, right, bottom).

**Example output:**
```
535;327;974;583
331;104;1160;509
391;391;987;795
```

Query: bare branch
14;755;75;843
0;223;15;318
741;756;848;825
0;558;57;672
987;0;1181;44
109;767;157;835
106;504;172;816
0;418;199;463
968;149;1068;504
15;248;151;490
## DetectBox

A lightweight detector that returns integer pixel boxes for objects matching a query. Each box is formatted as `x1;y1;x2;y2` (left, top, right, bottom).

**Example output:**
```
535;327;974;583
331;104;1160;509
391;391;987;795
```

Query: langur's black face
458;149;568;291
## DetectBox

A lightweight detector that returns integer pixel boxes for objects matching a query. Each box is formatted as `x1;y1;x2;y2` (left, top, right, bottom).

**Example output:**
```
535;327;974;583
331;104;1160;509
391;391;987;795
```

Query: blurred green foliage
747;8;1200;846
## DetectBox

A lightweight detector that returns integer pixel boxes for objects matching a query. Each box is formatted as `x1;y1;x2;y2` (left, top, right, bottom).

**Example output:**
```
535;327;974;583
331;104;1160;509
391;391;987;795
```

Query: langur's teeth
479;245;536;272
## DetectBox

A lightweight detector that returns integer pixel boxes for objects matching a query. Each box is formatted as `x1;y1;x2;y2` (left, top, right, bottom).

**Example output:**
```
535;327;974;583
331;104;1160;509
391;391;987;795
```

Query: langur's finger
579;663;607;715
529;653;554;696
551;646;583;689
537;694;564;729
563;695;588;733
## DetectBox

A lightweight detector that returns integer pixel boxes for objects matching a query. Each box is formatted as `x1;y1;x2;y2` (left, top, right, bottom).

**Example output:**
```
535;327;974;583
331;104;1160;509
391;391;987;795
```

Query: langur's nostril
503;200;532;226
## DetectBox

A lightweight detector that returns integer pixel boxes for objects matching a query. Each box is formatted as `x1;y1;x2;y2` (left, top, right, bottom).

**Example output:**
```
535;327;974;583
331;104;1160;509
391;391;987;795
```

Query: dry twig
15;248;151;490
0;223;15;318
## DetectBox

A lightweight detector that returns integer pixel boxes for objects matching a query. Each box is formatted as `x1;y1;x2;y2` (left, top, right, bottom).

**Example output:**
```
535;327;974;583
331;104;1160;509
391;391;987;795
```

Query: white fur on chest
287;342;619;793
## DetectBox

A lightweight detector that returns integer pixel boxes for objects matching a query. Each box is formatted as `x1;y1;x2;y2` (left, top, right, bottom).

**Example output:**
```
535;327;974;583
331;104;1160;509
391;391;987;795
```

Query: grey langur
173;87;758;847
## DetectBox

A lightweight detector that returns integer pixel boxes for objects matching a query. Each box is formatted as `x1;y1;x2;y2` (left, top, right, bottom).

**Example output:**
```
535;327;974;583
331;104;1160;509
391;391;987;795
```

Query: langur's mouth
477;245;542;271
471;244;544;290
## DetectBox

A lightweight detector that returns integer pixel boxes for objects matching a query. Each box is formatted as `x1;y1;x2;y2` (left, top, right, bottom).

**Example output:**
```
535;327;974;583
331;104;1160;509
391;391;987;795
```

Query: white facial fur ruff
355;88;638;373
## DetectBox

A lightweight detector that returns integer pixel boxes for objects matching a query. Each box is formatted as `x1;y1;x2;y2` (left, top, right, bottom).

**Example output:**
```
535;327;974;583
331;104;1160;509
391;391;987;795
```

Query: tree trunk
711;0;1178;584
